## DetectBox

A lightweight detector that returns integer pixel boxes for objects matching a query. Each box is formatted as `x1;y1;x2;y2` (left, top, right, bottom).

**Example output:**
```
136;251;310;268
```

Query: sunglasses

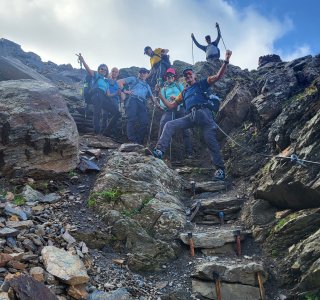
166;74;175;78
183;71;193;77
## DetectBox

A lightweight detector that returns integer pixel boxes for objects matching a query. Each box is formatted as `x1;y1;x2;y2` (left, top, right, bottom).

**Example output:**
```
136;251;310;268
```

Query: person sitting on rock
117;68;158;145
191;23;221;62
157;68;193;158
144;46;171;89
150;50;232;181
77;54;120;135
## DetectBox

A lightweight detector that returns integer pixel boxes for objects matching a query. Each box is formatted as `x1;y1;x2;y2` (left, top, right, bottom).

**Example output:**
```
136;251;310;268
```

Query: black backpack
83;74;99;104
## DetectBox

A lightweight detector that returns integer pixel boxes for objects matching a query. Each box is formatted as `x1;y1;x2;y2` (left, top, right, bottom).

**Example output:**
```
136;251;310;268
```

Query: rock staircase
175;164;268;300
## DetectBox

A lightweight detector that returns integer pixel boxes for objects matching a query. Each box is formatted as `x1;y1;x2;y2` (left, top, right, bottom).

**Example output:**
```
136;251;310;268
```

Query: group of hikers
77;23;232;181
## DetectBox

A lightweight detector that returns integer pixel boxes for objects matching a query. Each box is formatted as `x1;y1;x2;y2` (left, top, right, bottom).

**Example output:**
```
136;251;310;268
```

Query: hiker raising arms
144;46;171;89
77;54;120;135
117;68;158;145
150;50;232;181
157;68;193;158
191;23;221;61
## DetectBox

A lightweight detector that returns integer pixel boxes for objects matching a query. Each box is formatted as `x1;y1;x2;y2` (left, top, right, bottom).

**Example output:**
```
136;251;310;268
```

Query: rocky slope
0;38;319;299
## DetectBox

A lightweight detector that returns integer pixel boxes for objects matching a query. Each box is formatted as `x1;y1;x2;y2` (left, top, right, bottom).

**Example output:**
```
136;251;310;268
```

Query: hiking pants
157;107;224;169
91;89;107;134
158;108;192;156
125;96;149;144
101;96;121;136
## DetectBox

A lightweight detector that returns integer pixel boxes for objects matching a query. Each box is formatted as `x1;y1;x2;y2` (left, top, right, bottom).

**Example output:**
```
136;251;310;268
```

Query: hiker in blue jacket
151;50;232;181
158;68;193;158
104;67;121;137
191;23;221;61
117;68;158;145
78;54;120;135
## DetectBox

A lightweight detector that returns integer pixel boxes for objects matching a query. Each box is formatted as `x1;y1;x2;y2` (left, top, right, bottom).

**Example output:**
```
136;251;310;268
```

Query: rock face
0;79;79;177
0;56;51;82
258;54;282;68
91;150;185;271
41;246;89;285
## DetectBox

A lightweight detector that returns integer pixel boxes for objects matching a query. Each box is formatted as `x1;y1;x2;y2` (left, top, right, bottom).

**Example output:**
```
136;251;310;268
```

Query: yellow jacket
150;48;163;68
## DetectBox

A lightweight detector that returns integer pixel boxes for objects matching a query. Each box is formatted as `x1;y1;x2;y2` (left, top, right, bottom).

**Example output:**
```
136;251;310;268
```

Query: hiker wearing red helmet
150;50;232;181
157;68;192;158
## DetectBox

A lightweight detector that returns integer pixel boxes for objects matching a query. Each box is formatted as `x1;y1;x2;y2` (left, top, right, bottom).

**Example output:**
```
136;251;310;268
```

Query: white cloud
279;45;311;62
0;0;305;71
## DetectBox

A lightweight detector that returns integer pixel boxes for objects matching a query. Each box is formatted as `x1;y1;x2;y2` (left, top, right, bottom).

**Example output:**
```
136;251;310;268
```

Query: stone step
190;195;245;224
191;256;267;300
180;228;251;255
185;180;227;193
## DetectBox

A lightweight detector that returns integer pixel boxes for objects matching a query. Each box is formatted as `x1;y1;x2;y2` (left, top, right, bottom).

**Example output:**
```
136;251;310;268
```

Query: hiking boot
213;169;225;181
152;149;163;159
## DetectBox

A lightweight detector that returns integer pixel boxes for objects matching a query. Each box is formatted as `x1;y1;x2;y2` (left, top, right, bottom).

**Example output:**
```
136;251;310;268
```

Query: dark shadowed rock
0;56;51;82
258;54;282;68
0;79;79;177
8;274;58;300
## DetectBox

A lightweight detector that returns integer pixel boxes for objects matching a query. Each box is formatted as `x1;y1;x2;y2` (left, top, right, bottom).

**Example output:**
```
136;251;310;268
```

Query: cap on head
139;67;149;74
144;46;152;54
165;68;176;77
182;67;194;76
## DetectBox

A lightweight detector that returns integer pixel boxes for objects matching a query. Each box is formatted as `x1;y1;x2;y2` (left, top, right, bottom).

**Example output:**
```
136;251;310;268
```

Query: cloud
0;0;301;71
279;45;311;62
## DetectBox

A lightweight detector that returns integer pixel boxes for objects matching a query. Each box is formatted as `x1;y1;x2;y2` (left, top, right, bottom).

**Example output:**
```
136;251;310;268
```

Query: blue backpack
83;74;99;104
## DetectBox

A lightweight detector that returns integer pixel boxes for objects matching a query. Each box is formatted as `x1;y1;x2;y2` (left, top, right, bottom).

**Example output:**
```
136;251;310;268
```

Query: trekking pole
192;39;195;65
257;272;265;300
147;103;156;147
234;229;241;256
188;232;195;257
169;111;174;161
216;22;227;51
213;271;222;300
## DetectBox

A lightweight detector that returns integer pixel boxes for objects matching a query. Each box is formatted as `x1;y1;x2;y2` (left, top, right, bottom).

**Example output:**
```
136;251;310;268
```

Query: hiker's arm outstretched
156;86;178;110
212;23;221;46
77;54;94;77
207;50;232;85
191;33;206;52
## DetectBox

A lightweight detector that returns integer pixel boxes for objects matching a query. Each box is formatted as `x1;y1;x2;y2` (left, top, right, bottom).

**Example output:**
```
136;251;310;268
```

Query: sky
0;0;319;71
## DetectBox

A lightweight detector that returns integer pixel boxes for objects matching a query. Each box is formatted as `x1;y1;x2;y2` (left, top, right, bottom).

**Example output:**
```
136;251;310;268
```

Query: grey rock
41;246;89;285
41;193;61;204
0;228;19;238
4;204;28;221
22;185;44;203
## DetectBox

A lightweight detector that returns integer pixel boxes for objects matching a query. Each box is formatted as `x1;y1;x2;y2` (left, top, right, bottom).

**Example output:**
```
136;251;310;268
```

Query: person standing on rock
77;54;120;135
148;50;232;181
117;68;158;145
158;68;193;158
104;67;121;138
191;23;221;62
144;46;171;89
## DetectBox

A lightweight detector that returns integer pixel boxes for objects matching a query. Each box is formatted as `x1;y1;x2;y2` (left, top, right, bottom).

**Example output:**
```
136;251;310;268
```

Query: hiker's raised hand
77;53;84;63
225;50;232;60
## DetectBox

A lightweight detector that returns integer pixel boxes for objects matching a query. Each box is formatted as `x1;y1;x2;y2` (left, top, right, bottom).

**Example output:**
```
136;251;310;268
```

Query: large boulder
0;79;79;177
0;56;51;82
90;150;185;271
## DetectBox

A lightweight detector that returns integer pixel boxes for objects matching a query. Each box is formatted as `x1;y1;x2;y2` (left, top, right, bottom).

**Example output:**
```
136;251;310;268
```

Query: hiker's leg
137;101;149;145
92;91;104;134
157;114;193;152
202;110;224;170
176;108;193;156
126;97;139;143
104;96;121;136
158;111;172;139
